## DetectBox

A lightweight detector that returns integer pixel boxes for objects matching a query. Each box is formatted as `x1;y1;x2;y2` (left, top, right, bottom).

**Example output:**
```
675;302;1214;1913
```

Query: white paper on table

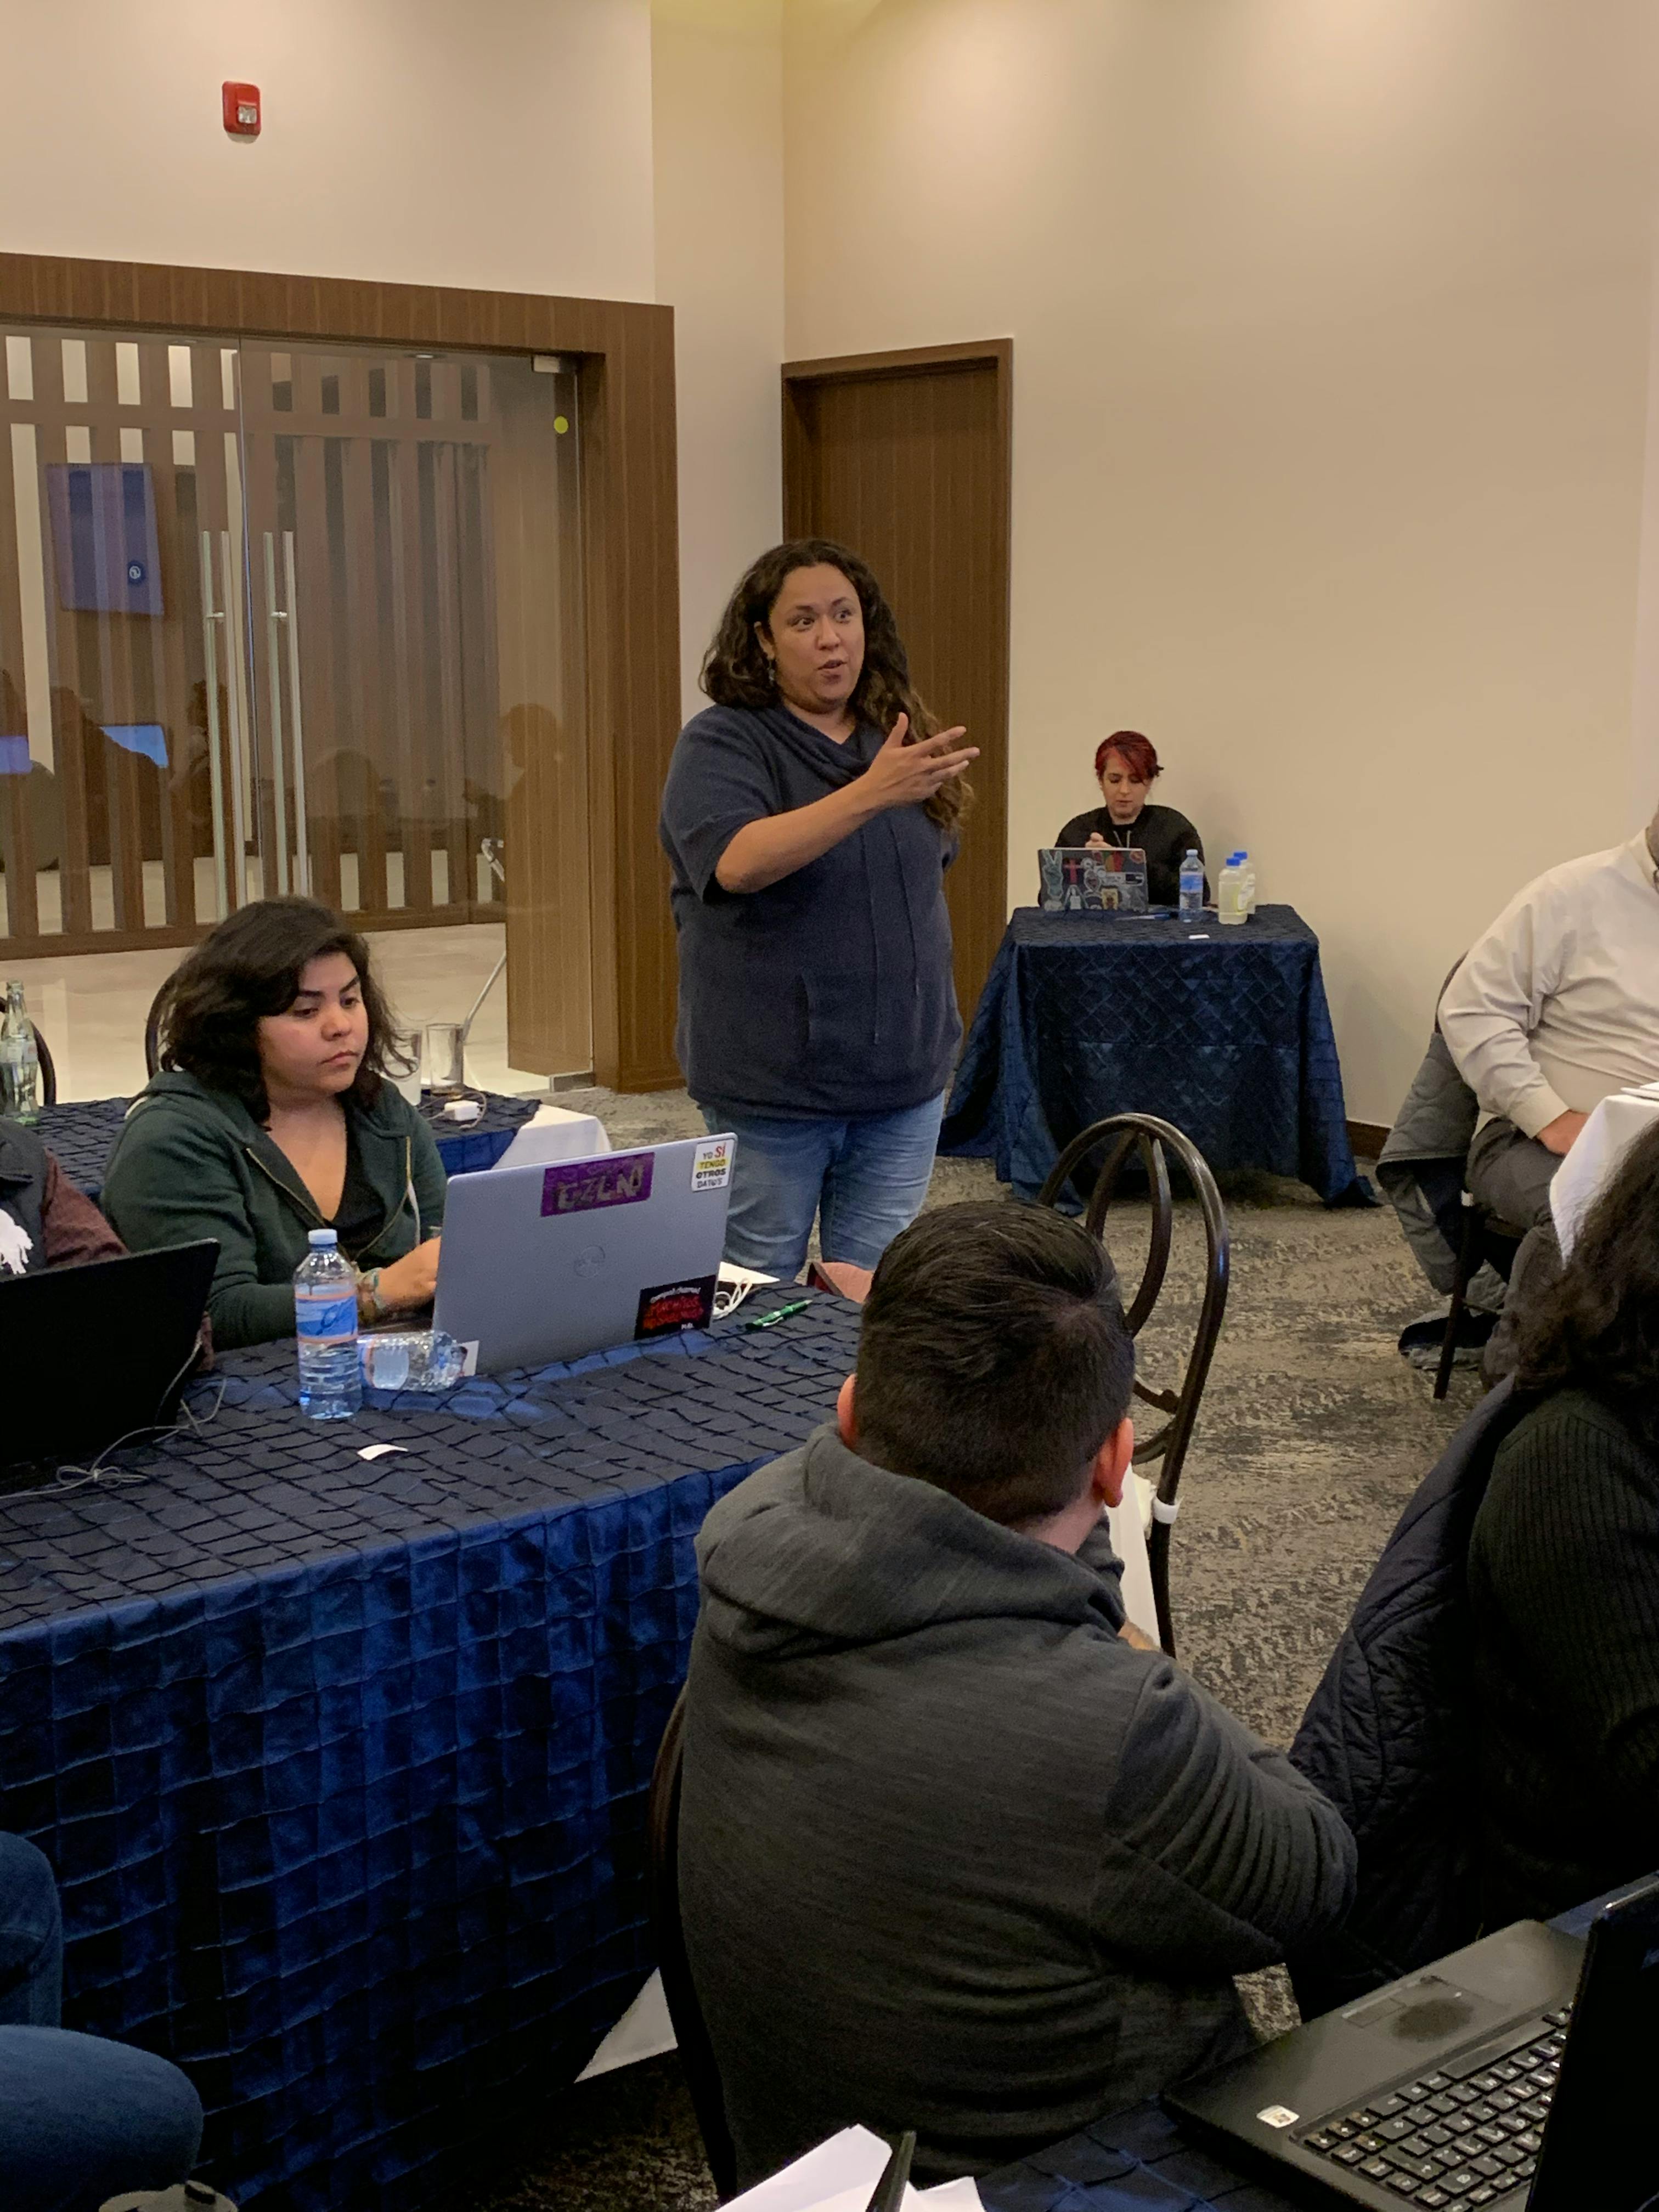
723;2128;894;2212
491;1104;610;1170
793;2183;981;2212
1551;1090;1659;1258
722;2129;983;2212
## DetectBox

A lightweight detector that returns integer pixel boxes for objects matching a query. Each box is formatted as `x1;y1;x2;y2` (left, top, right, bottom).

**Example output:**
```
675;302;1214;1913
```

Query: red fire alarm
223;82;261;138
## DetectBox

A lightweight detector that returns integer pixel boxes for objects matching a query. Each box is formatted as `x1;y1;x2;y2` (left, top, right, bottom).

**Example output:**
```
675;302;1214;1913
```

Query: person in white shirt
1440;817;1659;1245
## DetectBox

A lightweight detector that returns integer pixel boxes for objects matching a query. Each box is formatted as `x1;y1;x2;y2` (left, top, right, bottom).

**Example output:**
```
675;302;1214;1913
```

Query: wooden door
782;341;1011;1022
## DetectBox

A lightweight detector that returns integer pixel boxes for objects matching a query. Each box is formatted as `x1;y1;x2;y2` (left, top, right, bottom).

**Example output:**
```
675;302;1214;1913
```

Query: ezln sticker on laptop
541;1150;654;1217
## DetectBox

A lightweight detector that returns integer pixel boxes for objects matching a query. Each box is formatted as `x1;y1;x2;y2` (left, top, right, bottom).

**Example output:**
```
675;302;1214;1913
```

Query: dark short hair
854;1201;1135;1526
1514;1118;1659;1452
1094;730;1161;784
158;897;405;1122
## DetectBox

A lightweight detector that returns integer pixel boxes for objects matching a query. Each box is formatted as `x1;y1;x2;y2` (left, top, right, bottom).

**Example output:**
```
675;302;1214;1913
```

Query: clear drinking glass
425;1020;465;1094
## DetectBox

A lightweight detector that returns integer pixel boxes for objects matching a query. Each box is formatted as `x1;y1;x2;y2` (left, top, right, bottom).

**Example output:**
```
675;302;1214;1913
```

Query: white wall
0;0;656;301
651;0;786;724
783;0;1659;1122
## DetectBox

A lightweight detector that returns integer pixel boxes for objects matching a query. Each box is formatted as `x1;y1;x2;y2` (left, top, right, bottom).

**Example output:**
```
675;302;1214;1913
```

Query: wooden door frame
781;338;1013;1014
0;251;682;1092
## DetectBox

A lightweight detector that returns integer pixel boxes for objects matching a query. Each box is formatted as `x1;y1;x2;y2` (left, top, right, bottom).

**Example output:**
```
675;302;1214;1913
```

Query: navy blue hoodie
658;703;961;1118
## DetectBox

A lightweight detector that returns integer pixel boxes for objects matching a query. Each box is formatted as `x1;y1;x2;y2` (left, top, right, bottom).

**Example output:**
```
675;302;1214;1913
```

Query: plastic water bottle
0;982;40;1124
1240;852;1258;914
294;1228;362;1420
359;1331;466;1392
1217;854;1248;926
1178;850;1204;919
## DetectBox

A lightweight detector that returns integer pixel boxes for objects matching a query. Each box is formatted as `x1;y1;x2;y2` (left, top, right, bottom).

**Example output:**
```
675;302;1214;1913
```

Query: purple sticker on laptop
541;1149;654;1218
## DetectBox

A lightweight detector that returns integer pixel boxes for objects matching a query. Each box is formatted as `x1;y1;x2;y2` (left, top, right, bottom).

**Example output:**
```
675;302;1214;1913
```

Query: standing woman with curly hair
659;539;977;1281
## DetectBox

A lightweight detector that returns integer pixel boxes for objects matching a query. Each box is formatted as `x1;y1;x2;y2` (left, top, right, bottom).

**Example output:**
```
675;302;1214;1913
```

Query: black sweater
659;705;960;1118
681;1425;1356;2185
1052;803;1204;908
1467;1387;1659;1926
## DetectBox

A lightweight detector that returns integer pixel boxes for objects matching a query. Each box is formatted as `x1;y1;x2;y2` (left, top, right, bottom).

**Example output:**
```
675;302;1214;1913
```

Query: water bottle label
297;1293;356;1340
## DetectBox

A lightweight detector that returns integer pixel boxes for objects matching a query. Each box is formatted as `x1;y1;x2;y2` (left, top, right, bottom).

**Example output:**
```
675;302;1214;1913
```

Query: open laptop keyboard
1293;2007;1570;2207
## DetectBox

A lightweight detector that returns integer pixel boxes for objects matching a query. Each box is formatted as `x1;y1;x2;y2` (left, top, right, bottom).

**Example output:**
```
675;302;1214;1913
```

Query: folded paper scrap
725;2126;982;2212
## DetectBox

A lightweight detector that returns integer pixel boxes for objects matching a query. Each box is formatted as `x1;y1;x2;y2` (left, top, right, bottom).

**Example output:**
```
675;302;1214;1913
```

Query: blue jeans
0;1832;203;2212
704;1093;946;1279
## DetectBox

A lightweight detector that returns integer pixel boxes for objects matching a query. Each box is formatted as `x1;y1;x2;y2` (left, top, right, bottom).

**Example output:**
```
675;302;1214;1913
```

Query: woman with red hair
1054;730;1205;908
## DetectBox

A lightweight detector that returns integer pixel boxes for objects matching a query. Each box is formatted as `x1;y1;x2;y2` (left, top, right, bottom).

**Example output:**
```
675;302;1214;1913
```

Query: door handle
198;531;231;919
280;532;309;896
262;532;290;895
219;531;250;908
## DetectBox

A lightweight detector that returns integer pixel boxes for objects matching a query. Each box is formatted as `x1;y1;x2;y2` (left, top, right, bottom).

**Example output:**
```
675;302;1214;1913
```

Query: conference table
0;1285;857;2211
941;906;1370;1205
35;1088;554;1195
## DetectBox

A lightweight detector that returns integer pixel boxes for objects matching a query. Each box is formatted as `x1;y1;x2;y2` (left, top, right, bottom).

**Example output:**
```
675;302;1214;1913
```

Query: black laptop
1165;1878;1659;2209
0;1240;218;1480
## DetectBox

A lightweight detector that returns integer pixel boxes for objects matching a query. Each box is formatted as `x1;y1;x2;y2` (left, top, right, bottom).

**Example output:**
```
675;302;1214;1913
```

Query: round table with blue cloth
941;906;1373;1206
0;1286;853;2212
33;1090;541;1198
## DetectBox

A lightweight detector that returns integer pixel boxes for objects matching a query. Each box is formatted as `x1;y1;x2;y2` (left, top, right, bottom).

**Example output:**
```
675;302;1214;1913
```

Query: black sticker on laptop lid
635;1274;717;1340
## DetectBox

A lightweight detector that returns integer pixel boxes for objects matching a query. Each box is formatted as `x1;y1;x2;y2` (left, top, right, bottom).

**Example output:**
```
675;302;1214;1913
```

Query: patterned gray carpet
435;1096;1476;2212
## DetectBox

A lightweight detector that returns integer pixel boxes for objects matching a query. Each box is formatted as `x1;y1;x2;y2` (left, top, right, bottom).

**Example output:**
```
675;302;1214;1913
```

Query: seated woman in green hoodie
104;897;445;1349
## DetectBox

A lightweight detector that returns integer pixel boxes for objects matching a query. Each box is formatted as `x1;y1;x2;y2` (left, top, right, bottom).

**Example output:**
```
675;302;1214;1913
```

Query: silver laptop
1037;846;1149;911
433;1134;736;1375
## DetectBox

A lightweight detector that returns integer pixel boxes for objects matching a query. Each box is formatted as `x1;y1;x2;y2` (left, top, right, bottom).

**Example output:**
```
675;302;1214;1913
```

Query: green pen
743;1297;811;1331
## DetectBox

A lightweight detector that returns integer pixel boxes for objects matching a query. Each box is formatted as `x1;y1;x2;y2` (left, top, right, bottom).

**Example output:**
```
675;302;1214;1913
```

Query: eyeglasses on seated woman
103;897;445;1349
1053;730;1205;909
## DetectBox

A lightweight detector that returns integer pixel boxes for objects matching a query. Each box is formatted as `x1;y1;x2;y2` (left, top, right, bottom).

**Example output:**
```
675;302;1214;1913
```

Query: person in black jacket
679;1202;1356;2187
1467;1115;1659;1927
658;539;977;1282
1053;730;1204;907
1290;1116;1659;2022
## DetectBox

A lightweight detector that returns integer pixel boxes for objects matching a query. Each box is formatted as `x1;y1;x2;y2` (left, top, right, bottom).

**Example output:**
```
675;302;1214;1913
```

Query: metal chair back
1036;1114;1230;1658
647;1686;739;2201
144;977;173;1078
31;1022;57;1107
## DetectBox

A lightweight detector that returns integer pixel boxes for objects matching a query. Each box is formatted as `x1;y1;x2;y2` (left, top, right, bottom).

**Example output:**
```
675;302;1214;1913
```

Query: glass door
234;341;592;1069
0;319;592;1079
0;325;251;944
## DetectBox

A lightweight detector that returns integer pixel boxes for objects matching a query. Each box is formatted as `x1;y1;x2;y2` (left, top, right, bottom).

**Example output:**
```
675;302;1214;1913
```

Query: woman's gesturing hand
860;713;978;810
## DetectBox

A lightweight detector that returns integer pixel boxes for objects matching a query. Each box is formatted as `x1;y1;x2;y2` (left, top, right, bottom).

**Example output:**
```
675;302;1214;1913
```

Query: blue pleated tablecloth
0;1289;856;2211
941;906;1370;1205
980;2101;1294;2212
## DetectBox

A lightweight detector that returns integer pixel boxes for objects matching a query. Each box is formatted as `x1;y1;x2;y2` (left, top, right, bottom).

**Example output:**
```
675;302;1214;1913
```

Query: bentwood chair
143;977;172;1079
30;1022;56;1108
647;1687;739;2200
1036;1114;1231;1660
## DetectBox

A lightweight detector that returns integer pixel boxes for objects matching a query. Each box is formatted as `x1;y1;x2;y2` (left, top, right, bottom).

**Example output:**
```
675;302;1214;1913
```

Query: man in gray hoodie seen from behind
679;1201;1356;2188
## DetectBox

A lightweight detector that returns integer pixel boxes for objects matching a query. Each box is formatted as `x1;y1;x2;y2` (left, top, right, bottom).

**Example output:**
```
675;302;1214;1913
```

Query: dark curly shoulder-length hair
699;537;971;832
157;897;407;1122
1513;1116;1659;1453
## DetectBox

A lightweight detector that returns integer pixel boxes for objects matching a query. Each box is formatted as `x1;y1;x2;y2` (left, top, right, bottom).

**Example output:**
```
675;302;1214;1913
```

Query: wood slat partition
0;421;41;943
0;252;682;1091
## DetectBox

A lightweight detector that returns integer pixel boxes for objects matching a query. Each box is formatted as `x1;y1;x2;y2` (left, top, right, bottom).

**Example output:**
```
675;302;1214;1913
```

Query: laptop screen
1532;1877;1659;2210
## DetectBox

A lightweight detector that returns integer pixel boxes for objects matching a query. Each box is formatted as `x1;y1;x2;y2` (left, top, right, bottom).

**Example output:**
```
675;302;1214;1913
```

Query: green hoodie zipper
245;1133;416;1264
